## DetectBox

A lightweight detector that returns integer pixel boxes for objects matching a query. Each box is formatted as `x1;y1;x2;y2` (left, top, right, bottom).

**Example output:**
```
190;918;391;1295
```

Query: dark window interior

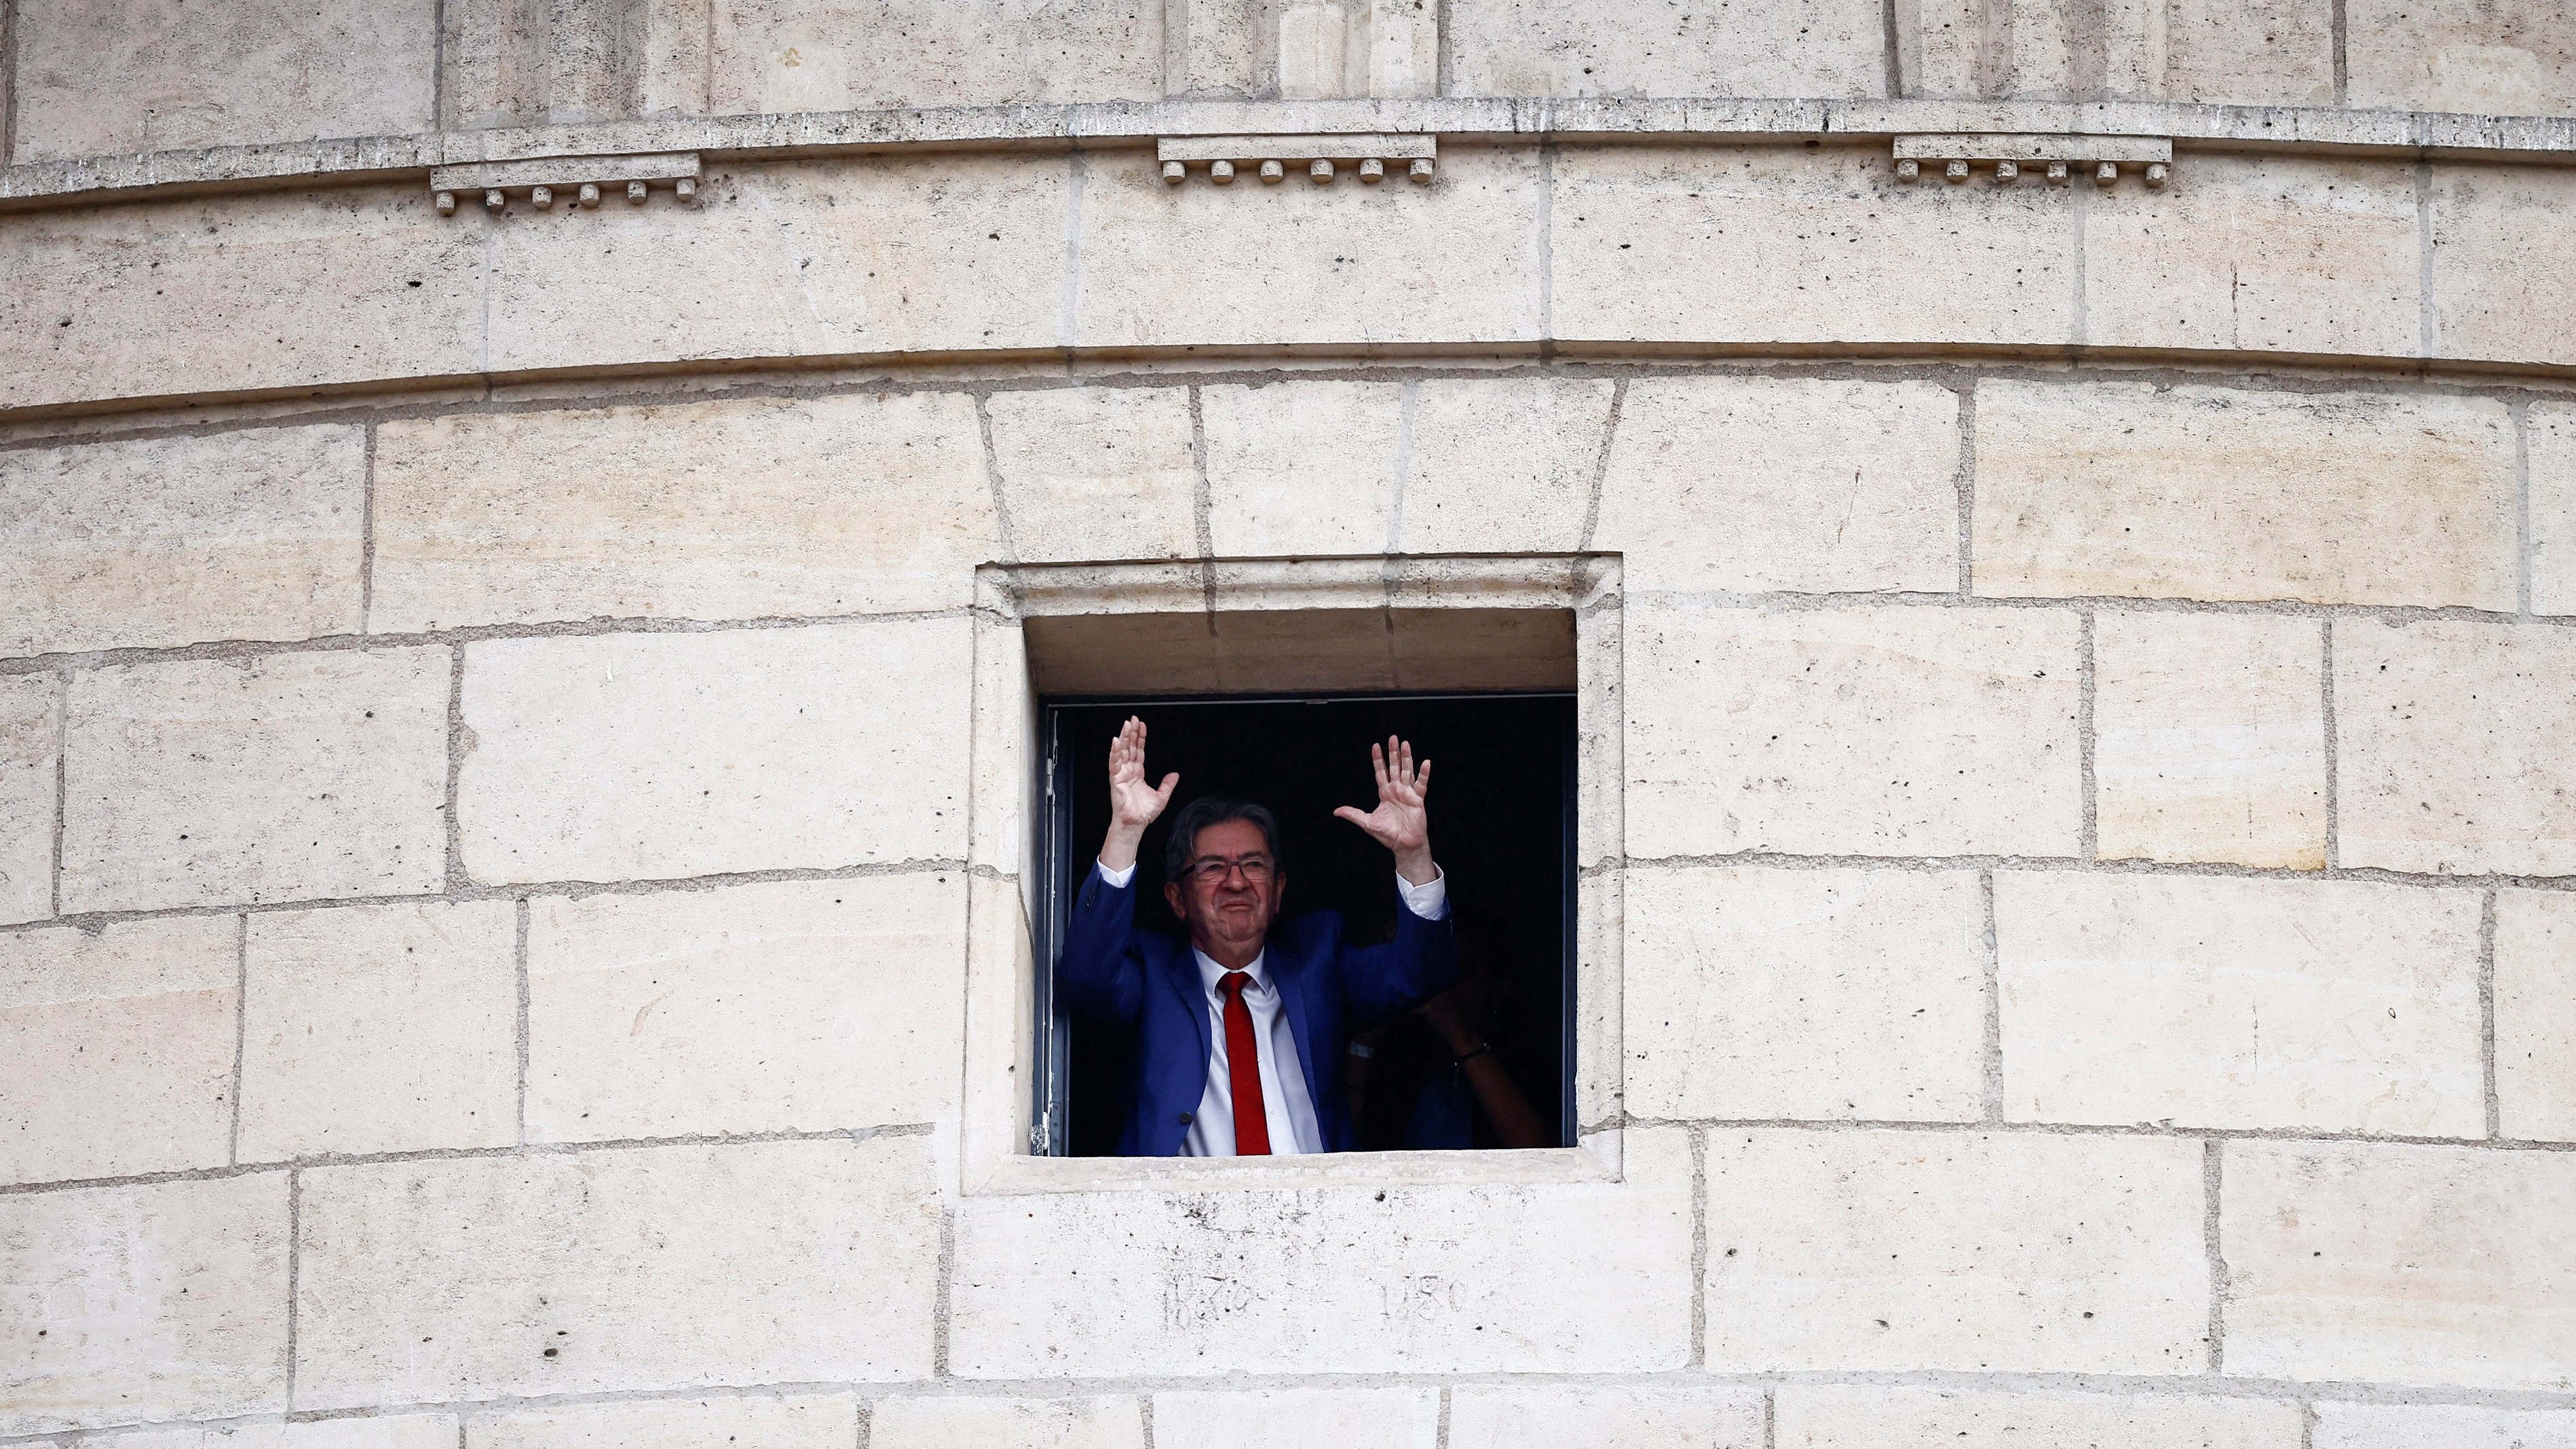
1041;693;1576;1156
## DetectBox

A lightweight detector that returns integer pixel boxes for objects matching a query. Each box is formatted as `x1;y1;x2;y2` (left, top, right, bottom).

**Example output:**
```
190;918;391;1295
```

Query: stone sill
967;1140;1619;1197
10;94;2576;214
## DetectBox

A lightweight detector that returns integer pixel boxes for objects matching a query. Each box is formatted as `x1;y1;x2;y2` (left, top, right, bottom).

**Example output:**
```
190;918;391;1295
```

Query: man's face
1164;818;1284;962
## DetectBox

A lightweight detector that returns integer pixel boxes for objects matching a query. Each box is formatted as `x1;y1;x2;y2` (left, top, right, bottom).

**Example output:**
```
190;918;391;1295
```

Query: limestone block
372;392;994;631
1167;0;1261;96
10;0;435;162
2222;1140;2576;1388
0;674;55;926
1775;1385;2298;1449
1447;0;1887;99
1551;147;2073;349
709;0;1160;113
2347;0;2576;115
457;618;971;885
1624;600;2081;859
1895;0;2163;99
438;0;717;129
2092;611;2326;868
1591;377;1961;594
985;387;1200;563
1995;873;2484;1135
1705;1129;2208;1372
468;1395;861;1449
2082;155;2419;358
2312;1403;2576;1449
1276;1;1436;99
0;189;482;415
1154;1390;1439;1449
1625;865;1986;1123
527;874;966;1142
2159;0;2337;106
2430;166;2576;369
1390;377;1614;556
949;1129;1693;1376
2531;402;2576;616
0;917;238;1186
59;647;451;913
0;426;366;658
1973;382;2516;608
0;1173;290;1436
2333;619;2576;876
867;1395;1145;1449
1203;381;1405;555
236;901;518;1161
293;1135;940;1408
92;1415;458;1449
1075;148;1545;352
2498;890;2576;1142
1448;1385;1764;1449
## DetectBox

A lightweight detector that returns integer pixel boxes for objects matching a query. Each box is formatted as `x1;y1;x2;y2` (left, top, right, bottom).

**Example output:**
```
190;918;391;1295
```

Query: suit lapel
1158;938;1212;1075
1271;946;1323;1120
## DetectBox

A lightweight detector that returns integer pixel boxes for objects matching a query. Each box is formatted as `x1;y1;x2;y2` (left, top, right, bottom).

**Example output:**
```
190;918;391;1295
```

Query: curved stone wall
3;3;2573;1446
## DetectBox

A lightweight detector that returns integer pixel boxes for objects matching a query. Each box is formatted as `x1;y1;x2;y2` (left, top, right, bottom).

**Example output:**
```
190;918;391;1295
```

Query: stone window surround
960;553;1626;1195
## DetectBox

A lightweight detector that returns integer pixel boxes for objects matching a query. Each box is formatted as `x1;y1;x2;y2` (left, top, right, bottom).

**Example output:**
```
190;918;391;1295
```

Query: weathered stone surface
1996;873;2484;1135
949;1129;1693;1376
709;0;1161;113
0;674;55;926
0;916;238;1186
372;393;993;631
1076;148;1545;351
1203;381;1405;556
1167;0;1260;96
1973;382;2516;608
0;1173;290;1436
867;1395;1145;1449
1593;377;1959;594
1775;1385;2298;1449
10;0;436;162
1896;0;2163;99
1625;865;1985;1123
2093;611;2326;869
0;189;482;415
1390;377;1614;556
92;1414;458;1449
457;619;971;885
1154;1389;1439;1449
468;1395;860;1449
2312;1403;2576;1449
526;874;966;1142
294;1135;941;1408
985;387;1200;563
1449;1385;1764;1449
1551;147;2073;348
2533;402;2576;616
1704;1129;2208;1372
0;426;366;658
2430;165;2576;368
2222;1140;2576;1389
2159;0;2337;105
2347;0;2576;115
236;901;518;1161
2334;620;2576;876
2083;156;2419;358
1447;0;1887;99
1625;601;2081;859
2497;890;2576;1142
60;647;451;913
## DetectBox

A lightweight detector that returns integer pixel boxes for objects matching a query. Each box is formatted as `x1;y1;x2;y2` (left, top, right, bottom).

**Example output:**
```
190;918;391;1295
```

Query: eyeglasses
1183;854;1276;887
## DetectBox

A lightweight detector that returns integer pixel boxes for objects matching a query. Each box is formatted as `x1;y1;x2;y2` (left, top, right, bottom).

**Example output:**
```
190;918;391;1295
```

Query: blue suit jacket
1056;865;1458;1155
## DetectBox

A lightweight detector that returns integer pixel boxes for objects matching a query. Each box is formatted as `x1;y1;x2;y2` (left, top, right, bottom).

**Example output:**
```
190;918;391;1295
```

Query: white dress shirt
1093;859;1448;1156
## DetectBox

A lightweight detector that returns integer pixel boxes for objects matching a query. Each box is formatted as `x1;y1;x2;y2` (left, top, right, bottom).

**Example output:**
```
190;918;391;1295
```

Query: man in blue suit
1057;717;1457;1156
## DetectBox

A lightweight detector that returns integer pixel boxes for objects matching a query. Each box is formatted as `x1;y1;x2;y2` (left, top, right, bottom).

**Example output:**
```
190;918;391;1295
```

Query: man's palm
1335;736;1431;852
1108;715;1178;829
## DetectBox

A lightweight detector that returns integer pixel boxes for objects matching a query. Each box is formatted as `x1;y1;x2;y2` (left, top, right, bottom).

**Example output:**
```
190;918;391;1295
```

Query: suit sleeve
1336;883;1459;1029
1056;863;1146;1028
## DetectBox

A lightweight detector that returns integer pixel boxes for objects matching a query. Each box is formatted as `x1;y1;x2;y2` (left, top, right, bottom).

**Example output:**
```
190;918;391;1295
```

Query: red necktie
1217;971;1272;1155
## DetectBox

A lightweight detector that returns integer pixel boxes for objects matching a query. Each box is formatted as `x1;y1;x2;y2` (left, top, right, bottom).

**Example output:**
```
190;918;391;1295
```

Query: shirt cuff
1096;859;1137;889
1397;866;1447;920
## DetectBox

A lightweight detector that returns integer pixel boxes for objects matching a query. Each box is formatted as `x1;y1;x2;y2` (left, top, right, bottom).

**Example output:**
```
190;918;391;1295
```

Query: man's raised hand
1333;735;1437;886
1099;716;1178;873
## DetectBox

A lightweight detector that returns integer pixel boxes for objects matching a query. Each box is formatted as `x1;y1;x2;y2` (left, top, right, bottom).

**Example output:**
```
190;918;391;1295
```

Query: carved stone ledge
1892;133;2174;188
430;151;701;214
1156;134;1436;186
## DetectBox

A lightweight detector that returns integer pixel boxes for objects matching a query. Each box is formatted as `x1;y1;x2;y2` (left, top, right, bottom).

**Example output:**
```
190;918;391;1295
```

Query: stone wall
3;0;2575;1445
